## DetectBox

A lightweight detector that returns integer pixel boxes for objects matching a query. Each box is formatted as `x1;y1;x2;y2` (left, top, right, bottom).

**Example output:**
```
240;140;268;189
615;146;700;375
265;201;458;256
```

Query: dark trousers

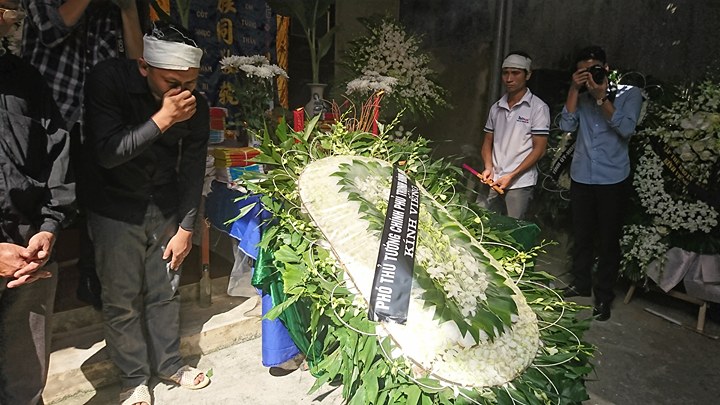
88;205;184;389
570;178;630;304
69;124;97;282
0;263;58;404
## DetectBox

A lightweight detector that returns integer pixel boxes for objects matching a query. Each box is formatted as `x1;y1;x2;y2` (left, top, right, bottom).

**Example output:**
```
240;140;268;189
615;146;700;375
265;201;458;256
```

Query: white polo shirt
484;89;550;189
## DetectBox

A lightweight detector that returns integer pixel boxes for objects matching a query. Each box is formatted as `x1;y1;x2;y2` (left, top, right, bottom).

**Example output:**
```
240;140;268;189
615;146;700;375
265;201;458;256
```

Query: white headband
142;35;203;71
502;54;532;71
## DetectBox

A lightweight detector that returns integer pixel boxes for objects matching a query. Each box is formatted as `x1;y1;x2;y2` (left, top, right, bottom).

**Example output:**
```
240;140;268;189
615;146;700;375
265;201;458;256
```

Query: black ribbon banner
648;137;720;210
369;167;420;324
549;133;576;181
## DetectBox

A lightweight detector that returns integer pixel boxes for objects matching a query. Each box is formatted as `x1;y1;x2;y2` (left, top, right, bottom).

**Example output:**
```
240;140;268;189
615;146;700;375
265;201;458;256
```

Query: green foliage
234;116;595;404
267;0;336;83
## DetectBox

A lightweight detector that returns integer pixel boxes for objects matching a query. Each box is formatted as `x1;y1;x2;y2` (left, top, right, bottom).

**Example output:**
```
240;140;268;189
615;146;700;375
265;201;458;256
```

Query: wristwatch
596;96;608;106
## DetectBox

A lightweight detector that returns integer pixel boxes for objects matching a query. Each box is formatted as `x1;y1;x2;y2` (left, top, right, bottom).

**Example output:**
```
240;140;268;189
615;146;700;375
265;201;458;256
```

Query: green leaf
223;202;257;225
282;263;305;292
274;245;301;264
405;385;421;405
349;385;368;405
264;295;299;320
361;369;379;404
317;26;338;61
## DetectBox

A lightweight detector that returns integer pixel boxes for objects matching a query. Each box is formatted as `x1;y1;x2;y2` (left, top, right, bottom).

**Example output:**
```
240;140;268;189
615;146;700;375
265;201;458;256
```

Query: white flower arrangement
621;79;720;281
219;55;288;132
344;17;447;119
300;155;540;388
633;146;718;233
620;224;670;281
220;55;288;80
345;71;398;95
642;80;720;184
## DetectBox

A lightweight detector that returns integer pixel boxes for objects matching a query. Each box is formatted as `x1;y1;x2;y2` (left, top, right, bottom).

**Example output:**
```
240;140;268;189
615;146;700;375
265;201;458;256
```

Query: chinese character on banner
181;0;276;115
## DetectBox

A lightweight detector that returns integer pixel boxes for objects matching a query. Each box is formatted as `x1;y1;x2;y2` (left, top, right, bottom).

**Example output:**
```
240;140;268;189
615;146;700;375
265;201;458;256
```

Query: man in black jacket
0;2;75;402
83;21;209;403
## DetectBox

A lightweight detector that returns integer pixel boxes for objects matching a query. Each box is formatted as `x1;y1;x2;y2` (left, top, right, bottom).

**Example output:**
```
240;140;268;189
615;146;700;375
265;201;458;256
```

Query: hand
585;72;608;101
160;88;197;126
493;174;514;190
22;231;55;264
6;270;52;288
480;168;494;184
163;228;193;270
8;231;56;287
570;68;589;91
0;243;32;278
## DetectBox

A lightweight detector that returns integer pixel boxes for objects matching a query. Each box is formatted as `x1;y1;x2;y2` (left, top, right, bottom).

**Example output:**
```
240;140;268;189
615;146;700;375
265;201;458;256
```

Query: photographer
559;46;642;321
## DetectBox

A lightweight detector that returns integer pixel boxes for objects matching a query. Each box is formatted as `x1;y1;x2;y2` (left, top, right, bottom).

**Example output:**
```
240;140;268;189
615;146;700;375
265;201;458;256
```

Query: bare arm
480;131;494;182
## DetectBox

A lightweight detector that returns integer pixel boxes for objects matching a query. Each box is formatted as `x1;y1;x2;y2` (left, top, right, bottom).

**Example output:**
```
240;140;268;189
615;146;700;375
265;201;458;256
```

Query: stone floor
537;240;720;405
49;228;720;404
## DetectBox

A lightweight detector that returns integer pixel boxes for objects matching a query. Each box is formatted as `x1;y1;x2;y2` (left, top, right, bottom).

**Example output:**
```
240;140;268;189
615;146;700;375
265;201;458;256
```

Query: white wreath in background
633;145;718;233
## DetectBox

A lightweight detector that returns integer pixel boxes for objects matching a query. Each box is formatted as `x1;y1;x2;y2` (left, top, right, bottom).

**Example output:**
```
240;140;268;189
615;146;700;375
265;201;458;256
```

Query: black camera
586;65;607;84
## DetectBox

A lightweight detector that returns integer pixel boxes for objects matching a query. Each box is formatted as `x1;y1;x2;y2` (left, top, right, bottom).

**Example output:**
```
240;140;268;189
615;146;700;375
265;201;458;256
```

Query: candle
293;107;304;132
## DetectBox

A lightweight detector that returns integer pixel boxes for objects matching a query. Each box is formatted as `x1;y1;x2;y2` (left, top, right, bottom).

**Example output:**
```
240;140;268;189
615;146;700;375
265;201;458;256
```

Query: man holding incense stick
480;51;549;219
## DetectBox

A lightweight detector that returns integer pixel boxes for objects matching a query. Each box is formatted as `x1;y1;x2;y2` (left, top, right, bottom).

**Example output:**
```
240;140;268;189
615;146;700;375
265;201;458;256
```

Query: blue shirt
559;85;643;184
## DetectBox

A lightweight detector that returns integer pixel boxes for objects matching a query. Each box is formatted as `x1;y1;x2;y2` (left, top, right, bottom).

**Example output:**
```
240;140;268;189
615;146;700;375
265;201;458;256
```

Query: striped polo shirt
484;89;550;189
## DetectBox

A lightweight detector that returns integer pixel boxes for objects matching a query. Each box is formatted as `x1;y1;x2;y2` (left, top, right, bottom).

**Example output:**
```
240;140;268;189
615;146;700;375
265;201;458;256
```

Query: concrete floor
51;231;720;405
538;242;720;405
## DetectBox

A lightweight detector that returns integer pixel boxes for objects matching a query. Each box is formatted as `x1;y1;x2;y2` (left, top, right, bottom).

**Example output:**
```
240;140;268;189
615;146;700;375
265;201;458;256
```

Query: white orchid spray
344;17;447;120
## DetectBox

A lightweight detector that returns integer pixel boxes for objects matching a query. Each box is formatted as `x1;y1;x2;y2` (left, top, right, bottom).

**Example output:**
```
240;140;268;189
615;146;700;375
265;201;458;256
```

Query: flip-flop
166;365;210;390
119;384;151;405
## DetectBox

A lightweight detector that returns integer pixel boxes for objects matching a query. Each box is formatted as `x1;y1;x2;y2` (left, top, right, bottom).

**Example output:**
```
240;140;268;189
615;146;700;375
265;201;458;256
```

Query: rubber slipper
119;384;151;405
166;365;210;390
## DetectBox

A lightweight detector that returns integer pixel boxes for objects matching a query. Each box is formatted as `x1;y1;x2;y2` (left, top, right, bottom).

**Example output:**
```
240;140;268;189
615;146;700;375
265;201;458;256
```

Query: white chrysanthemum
219;54;287;79
633;148;718;234
346;71;398;94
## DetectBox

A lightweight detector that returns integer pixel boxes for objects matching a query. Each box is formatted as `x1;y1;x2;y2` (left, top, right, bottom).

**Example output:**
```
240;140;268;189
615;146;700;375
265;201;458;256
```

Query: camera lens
588;65;606;84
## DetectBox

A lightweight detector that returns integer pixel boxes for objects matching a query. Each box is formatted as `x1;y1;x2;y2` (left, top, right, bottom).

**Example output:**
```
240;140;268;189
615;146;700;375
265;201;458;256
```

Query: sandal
166;365;210;390
119;384;151;405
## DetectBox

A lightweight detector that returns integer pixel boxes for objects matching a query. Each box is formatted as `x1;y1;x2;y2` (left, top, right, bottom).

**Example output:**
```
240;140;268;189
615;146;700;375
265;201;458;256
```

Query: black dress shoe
593;301;611;321
561;284;591;298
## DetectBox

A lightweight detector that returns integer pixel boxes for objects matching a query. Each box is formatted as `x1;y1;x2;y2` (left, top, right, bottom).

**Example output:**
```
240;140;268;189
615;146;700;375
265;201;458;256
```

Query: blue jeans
486;186;535;220
88;205;184;389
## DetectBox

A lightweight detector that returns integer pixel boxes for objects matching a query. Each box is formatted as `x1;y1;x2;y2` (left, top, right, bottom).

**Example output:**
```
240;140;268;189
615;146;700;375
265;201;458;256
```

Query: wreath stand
624;284;708;332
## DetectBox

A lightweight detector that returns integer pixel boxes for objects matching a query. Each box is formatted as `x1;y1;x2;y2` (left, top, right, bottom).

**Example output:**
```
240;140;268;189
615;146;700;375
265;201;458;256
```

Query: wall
384;0;720;159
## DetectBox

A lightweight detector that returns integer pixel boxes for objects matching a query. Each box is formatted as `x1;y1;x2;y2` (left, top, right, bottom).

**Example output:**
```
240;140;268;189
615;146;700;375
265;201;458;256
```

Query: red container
209;107;227;131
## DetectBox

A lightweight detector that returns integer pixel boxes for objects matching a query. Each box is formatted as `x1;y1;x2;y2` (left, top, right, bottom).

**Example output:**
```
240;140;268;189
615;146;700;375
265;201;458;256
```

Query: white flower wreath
634;146;718;233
